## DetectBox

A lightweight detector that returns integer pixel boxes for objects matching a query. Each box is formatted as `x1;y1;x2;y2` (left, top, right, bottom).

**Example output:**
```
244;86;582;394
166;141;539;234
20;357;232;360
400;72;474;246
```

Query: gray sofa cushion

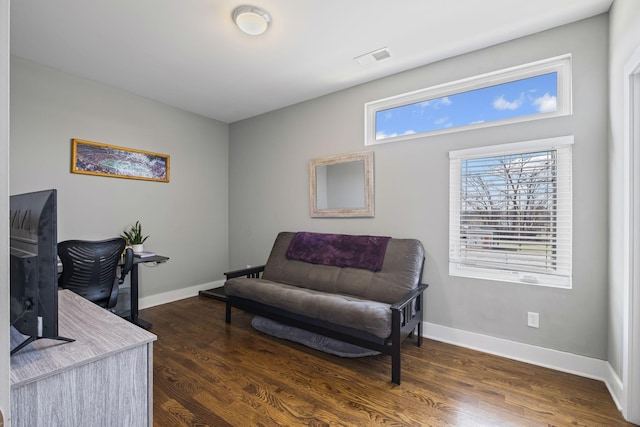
261;232;425;304
251;316;380;357
224;278;393;339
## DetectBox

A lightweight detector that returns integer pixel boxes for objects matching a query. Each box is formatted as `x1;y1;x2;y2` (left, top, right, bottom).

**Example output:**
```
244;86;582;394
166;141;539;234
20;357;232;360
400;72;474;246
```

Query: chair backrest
58;237;129;308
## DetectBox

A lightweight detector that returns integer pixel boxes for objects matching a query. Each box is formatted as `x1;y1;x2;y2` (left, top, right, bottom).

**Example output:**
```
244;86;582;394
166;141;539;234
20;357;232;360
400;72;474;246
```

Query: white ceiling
10;0;613;124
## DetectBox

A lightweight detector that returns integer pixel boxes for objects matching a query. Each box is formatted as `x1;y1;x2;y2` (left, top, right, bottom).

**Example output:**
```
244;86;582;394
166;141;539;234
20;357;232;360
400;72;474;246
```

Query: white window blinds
449;136;573;288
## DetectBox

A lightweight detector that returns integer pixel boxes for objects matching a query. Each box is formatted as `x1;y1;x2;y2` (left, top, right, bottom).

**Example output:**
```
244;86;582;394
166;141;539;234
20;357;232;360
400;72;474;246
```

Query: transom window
365;55;572;145
449;136;573;288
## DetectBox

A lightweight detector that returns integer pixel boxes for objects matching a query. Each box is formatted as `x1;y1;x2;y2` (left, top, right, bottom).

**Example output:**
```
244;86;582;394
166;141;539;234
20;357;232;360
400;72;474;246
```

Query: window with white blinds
449;136;573;288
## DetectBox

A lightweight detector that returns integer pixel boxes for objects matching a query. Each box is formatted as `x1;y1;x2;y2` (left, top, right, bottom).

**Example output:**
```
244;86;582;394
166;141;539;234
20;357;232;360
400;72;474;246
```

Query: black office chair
58;237;134;309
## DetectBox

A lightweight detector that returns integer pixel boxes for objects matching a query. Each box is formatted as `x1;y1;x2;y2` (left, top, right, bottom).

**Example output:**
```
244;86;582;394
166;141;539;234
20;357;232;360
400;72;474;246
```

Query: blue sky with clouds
376;72;557;140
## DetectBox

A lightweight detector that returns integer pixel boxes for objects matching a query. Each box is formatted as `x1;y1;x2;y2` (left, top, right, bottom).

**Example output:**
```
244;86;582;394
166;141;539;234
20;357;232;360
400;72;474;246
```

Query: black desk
124;255;169;329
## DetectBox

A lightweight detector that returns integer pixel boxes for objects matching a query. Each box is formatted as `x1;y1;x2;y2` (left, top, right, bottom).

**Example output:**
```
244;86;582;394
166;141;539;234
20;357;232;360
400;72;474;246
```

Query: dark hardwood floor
142;296;634;426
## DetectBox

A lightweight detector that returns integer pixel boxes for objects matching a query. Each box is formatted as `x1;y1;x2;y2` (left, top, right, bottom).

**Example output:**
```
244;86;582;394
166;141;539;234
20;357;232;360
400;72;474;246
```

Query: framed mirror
309;150;374;217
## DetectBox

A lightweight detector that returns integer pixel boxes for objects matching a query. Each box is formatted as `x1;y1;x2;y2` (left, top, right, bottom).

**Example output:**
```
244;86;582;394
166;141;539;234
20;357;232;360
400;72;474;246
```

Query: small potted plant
121;220;149;253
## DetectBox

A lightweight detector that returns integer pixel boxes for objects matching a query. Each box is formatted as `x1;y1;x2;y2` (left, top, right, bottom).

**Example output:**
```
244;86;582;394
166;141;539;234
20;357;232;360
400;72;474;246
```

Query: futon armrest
224;265;266;280
390;283;429;311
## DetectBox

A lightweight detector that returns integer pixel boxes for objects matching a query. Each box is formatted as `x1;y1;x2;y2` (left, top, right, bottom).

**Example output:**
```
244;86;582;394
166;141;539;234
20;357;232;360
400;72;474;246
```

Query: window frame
365;54;572;146
449;135;574;288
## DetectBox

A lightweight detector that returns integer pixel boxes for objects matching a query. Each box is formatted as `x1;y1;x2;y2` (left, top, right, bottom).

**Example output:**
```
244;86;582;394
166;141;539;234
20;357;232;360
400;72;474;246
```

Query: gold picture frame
71;139;170;183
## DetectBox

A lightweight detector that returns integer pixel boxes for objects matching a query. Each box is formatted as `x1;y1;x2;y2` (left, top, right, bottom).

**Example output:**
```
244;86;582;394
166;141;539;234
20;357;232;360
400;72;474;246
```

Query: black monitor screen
9;189;59;349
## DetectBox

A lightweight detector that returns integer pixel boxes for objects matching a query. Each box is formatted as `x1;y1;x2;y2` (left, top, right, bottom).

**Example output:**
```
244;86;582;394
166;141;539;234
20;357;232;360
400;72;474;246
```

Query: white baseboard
603;360;624;412
423;322;623;410
139;280;224;310
136;289;625;411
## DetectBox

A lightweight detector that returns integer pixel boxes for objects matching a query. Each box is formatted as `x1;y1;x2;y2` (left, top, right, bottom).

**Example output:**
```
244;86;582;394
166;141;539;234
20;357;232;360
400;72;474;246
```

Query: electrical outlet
527;312;540;328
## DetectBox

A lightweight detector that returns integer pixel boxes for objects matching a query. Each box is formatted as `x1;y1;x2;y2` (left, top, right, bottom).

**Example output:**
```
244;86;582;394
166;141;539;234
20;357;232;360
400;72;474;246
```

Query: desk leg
127;263;153;330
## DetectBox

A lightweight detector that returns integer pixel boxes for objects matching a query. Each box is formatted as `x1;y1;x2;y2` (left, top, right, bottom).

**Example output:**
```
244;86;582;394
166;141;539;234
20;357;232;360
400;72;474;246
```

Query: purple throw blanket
285;232;391;271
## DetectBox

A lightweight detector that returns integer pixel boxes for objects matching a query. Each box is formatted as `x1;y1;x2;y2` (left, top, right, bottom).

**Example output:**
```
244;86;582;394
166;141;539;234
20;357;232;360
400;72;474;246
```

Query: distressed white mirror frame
309;150;374;218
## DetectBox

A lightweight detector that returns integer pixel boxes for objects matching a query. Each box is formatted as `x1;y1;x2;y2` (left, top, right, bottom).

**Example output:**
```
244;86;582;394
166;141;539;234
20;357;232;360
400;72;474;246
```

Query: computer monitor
9;189;73;355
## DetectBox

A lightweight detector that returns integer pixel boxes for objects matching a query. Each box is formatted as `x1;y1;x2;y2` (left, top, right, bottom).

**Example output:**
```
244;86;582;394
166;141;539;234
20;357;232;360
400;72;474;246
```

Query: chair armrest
119;248;135;284
108;281;120;309
390;283;429;311
224;265;266;280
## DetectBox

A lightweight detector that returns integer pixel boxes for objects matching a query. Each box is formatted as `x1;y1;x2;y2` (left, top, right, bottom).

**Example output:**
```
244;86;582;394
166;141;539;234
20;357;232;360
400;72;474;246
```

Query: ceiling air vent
354;47;391;66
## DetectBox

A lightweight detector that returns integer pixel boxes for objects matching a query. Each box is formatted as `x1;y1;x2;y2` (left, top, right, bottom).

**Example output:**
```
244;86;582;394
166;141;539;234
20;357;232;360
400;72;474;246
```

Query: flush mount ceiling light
233;5;271;36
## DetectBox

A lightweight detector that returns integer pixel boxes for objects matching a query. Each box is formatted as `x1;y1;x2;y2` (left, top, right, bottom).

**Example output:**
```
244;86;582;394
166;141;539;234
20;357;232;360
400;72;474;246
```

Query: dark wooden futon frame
224;263;428;385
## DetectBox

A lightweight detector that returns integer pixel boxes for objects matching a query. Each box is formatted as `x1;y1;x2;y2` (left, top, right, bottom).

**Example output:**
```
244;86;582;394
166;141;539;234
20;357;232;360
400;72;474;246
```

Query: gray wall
608;0;640;384
10;57;230;298
229;15;609;359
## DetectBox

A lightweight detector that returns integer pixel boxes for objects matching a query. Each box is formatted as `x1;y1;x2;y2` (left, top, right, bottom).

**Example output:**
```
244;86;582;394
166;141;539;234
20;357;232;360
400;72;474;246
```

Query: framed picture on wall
71;139;170;183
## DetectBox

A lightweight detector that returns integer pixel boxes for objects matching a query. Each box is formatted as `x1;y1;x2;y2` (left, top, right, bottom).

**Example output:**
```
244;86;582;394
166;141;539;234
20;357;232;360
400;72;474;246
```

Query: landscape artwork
71;139;170;182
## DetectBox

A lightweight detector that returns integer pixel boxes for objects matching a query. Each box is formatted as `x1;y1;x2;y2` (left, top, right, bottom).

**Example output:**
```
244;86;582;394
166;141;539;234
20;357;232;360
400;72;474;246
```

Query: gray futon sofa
224;231;428;384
